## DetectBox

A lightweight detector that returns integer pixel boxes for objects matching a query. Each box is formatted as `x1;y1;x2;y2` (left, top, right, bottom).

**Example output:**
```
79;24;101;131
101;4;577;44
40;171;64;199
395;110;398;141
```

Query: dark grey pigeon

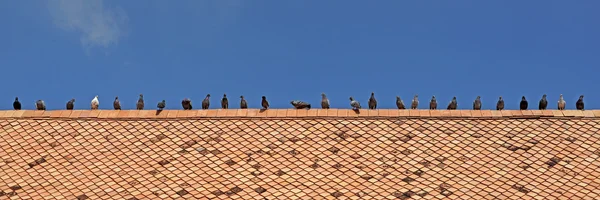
182;98;192;110
473;96;481;110
539;94;547;110
261;96;269;109
240;96;248;109
349;97;361;111
113;96;121;110
202;94;210;110
496;96;504;111
396;96;405;109
66;98;75;110
429;96;437;110
221;94;228;109
558;94;566;110
291;100;311;109
157;100;166;110
321;93;330;109
520;96;528;110
576;95;584;110
36;100;46;110
368;92;377;109
13;97;21;110
447;97;457;110
136;94;144;110
411;95;419;109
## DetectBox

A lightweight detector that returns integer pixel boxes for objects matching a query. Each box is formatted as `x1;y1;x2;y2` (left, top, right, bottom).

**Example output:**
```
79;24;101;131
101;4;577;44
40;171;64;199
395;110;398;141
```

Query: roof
1;109;599;199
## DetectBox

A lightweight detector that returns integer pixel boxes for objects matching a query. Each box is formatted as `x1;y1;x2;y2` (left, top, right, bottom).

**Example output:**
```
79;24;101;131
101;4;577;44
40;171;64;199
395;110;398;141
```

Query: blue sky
1;1;599;110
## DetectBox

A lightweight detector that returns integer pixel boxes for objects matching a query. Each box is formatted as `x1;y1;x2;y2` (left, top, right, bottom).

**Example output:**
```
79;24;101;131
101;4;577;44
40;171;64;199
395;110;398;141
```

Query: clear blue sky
1;1;598;110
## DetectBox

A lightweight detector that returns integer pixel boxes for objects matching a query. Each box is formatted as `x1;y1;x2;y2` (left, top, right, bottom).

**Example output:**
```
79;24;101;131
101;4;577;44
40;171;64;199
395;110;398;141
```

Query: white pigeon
91;95;99;110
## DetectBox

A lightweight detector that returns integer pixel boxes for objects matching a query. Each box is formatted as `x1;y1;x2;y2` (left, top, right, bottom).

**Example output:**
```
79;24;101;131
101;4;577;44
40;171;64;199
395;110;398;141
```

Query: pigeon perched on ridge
182;98;192;110
473;96;481;110
321;93;330;109
558;94;566;110
429;96;437;110
91;95;99;110
368;92;377;109
66;99;75;110
261;96;269;109
520;96;528;110
240;96;248;109
36;100;46;110
157;100;166;110
539;94;547;110
202;94;210;110
136;94;144;110
13;97;21;110
221;94;228;109
349;97;361;111
113;96;121;110
396;96;406;109
496;96;504;111
447;97;457;110
291;100;311;109
411;95;419;109
576;95;584;110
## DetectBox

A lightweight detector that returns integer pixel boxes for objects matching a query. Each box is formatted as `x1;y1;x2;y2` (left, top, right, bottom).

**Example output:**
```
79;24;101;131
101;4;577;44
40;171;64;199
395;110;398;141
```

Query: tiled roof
1;109;599;199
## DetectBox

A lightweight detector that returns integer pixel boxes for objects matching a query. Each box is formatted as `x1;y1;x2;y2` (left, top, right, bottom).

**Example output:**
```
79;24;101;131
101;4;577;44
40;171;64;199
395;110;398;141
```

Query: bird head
542;94;547;98
223;94;227;97
580;95;584;99
290;101;295;105
476;96;481;100
521;96;526;100
431;95;436;100
206;94;211;98
371;92;375;96
559;94;563;99
396;96;400;100
414;95;418;99
499;96;503;100
15;97;18;101
321;93;326;97
349;97;354;101
115;96;119;100
139;94;143;98
262;96;266;99
95;95;98;99
71;98;76;102
452;96;457;100
240;95;244;99
162;100;166;103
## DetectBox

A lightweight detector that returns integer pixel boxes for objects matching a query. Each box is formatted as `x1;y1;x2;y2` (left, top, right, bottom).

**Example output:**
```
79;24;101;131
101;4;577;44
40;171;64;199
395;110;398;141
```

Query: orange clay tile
409;110;420;117
583;110;595;118
551;110;564;117
326;109;338;117
419;110;431;117
471;110;482;117
449;110;461;117
398;110;409;116
205;110;218;117
460;110;472;117
481;110;492;117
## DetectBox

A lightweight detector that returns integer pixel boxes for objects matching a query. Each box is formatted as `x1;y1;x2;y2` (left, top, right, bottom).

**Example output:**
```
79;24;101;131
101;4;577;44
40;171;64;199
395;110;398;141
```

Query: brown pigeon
429;96;437;110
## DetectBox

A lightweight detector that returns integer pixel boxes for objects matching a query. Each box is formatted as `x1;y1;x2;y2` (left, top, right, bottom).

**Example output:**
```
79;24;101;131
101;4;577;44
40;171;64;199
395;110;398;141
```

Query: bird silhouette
221;94;228;109
349;97;361;111
157;100;166;110
520;96;528;110
261;96;269;109
66;99;75;110
539;94;547;110
36;100;46;110
113;97;121;110
496;96;504;111
321;93;330;109
368;92;377;109
202;94;210;110
136;94;144;110
240;96;248;109
182;98;192;110
473;96;481;110
13;97;21;110
396;96;406;109
411;95;419;109
291;100;311;109
576;95;584;110
429;96;437;110
447;97;457;110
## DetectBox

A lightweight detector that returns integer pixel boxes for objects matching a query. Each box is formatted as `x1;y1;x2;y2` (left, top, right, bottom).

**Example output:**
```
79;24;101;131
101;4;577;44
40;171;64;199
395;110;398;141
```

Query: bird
396;96;406;109
221;94;228;109
261;96;269;109
539;94;548;110
447;97;457;110
91;95;99;110
157;100;166;110
368;92;377;109
496;96;504;111
13;97;21;110
321;93;330;109
558;94;566;110
576;95;584;110
520;96;528;110
429;96;437;110
113;96;121;110
66;99;75;110
182;98;192;110
136;94;144;110
291;100;311;109
202;94;210;110
411;95;419;109
349;97;361;111
473;96;481;110
240;96;248;109
36;100;46;110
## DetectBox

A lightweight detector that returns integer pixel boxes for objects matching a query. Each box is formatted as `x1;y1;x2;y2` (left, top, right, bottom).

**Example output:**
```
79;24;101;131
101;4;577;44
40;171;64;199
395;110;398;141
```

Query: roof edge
0;109;597;119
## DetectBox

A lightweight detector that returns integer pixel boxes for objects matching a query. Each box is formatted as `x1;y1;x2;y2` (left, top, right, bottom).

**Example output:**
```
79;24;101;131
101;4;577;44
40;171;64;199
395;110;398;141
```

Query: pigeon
576;95;584;110
240;96;248;109
396;96;406;109
473;96;481;110
13;97;21;110
520;96;528;110
113;96;121;110
447;96;457;110
558;94;566;110
261;96;269;109
182;98;192;110
36;100;46;110
411;95;419;109
66;99;75;110
136;94;144;110
368;92;377;109
349;97;361;110
496;96;504;111
539;94;548;110
321;93;330;109
291;100;311;109
202;94;210;110
91;95;99;110
429;96;437;110
157;100;166;110
221;94;228;109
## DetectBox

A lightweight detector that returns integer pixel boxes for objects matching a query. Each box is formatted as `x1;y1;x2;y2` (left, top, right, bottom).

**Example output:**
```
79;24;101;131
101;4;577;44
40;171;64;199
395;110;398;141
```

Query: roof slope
1;109;599;199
